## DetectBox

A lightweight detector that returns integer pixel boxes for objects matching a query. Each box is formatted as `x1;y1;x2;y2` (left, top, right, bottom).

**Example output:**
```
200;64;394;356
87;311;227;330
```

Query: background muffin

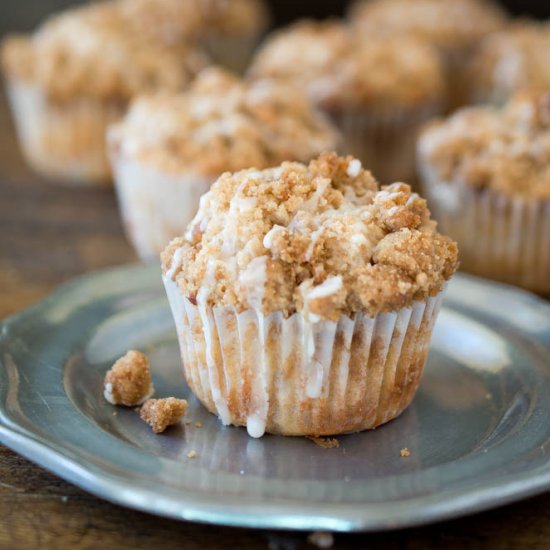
108;68;340;261
418;91;550;293
161;152;458;438
1;2;206;185
469;21;550;105
349;0;508;110
249;19;445;183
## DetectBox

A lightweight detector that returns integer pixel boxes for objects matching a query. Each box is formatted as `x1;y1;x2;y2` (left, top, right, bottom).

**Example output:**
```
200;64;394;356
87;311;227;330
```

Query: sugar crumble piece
187;450;198;459
195;421;203;428
400;447;411;458
307;436;340;449
104;350;154;407
140;398;188;433
307;531;334;549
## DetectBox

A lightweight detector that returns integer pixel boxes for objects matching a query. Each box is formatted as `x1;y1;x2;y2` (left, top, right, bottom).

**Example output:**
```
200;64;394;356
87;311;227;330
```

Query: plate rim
1;264;550;532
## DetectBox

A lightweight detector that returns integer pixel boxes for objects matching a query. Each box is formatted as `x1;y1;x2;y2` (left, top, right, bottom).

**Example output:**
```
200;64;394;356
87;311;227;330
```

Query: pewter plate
1;265;549;532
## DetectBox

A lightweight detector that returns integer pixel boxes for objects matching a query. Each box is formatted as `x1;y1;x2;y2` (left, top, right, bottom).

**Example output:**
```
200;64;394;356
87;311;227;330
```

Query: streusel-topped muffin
470;21;550;105
249;20;444;182
162;152;458;437
349;0;508;109
418;91;550;292
1;2;206;184
109;68;339;260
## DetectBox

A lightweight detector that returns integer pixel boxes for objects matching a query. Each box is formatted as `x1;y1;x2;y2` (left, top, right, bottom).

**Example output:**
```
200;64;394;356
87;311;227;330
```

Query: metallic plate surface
0;265;549;531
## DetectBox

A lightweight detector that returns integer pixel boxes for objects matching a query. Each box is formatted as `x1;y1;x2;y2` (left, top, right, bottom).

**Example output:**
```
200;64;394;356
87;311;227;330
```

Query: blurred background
1;0;550;34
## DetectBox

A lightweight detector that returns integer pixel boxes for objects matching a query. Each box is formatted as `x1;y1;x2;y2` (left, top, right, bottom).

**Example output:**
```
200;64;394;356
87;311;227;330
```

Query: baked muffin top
349;0;507;50
419;91;550;200
162;152;458;319
1;2;207;102
470;21;550;103
109;68;340;177
248;20;444;109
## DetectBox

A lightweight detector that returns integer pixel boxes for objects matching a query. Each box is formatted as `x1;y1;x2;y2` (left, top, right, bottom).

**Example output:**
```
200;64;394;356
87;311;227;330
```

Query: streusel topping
470;22;550;103
1;2;207;102
349;0;507;49
249;20;444;109
162;153;458;319
109;68;340;176
140;398;188;433
419;91;550;200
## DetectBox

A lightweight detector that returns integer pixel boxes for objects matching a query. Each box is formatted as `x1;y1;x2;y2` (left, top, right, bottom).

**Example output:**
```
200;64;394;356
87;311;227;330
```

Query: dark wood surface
0;88;549;550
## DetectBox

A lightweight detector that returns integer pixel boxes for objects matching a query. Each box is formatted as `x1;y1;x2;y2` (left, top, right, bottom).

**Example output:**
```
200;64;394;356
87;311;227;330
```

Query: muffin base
419;161;550;293
329;102;441;184
6;79;120;185
164;276;445;437
110;152;214;262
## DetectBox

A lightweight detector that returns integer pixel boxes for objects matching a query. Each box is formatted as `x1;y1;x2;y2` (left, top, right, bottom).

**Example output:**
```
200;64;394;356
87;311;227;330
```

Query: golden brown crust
419;91;550;200
349;0;507;50
162;152;458;319
248;19;444;109
140;397;188;433
1;2;207;102
104;351;154;406
109;67;340;177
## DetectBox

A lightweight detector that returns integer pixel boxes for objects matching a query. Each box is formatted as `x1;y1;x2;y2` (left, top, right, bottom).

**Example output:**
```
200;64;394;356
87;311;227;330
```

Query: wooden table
0;90;549;550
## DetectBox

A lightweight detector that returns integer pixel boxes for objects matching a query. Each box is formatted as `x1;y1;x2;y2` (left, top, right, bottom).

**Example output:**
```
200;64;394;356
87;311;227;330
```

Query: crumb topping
248;20;444;109
104;350;154;407
162;152;458;319
349;0;507;49
1;2;207;102
419;91;550;200
140;397;188;433
471;22;550;103
110;67;340;176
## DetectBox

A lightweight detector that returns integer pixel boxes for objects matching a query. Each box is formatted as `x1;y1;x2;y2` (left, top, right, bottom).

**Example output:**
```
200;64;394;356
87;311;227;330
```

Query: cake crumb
195;421;203;428
187;450;198;459
140;398;188;433
184;418;192;425
307;531;334;548
112;411;117;416
400;447;411;458
486;393;492;399
307;436;340;449
104;350;154;407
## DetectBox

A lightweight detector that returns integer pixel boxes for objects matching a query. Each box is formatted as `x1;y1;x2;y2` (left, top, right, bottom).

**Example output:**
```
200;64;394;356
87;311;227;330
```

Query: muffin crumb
307;531;334;549
307;436;340;449
195;421;203;428
400;447;411;458
104;350;154;407
140;397;188;433
187;449;198;459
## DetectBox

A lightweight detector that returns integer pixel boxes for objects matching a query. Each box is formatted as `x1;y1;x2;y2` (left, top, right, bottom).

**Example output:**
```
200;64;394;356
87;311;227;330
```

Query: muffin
249;20;445;183
117;0;270;73
469;21;550;105
161;152;458;437
108;68;340;261
418;91;550;293
349;0;508;110
1;2;206;185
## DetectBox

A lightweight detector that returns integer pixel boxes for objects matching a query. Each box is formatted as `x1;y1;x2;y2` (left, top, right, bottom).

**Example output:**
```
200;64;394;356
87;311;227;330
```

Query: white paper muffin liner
201;33;261;75
164;275;445;438
6;79;121;185
328;101;441;184
109;152;214;262
418;157;550;293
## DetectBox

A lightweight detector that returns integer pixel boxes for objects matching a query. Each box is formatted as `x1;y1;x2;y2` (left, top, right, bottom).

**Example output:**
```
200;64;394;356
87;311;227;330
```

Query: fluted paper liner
164;276;445;438
6;79;120;184
419;158;550;293
109;150;213;262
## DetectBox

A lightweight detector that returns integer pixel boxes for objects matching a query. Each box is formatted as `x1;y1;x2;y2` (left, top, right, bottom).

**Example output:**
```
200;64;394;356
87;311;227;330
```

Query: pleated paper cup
6;79;120;185
328;101;441;184
418;157;550;293
109;146;214;262
164;275;445;438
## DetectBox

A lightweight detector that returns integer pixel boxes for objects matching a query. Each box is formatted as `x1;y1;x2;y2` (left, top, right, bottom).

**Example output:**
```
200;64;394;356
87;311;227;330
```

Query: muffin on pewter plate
161;152;459;438
108;68;340;261
349;0;508;110
0;1;206;185
418;91;550;293
249;20;445;183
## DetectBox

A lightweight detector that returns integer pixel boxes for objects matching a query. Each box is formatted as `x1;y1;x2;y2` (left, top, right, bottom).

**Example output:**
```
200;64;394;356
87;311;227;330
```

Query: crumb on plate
307;436;340;449
400;447;411;457
187;449;198;459
307;531;334;548
140;397;188;433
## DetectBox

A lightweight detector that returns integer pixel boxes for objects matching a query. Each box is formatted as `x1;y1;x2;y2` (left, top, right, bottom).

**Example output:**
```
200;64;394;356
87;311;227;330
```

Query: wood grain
0;88;549;550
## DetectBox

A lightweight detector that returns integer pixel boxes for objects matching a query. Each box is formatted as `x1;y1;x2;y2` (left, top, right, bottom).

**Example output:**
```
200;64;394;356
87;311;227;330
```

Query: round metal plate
0;265;549;531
